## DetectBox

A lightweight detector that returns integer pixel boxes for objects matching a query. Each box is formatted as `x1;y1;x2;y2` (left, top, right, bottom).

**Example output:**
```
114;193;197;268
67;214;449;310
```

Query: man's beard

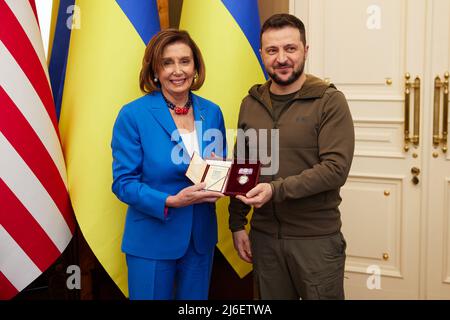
268;60;305;86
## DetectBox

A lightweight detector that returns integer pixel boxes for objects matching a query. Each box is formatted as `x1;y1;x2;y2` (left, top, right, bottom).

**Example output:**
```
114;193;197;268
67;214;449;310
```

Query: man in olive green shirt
229;14;354;300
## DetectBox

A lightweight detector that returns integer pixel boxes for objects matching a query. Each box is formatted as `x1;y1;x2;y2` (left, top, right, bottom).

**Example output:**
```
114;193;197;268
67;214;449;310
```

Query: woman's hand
166;182;224;208
209;152;222;160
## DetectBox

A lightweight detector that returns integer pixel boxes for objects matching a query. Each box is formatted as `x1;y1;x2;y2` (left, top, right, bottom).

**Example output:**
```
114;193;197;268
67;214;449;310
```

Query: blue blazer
111;91;226;260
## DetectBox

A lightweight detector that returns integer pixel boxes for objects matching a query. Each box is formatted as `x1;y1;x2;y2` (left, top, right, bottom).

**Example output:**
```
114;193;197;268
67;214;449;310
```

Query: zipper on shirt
271;121;282;239
268;97;298;239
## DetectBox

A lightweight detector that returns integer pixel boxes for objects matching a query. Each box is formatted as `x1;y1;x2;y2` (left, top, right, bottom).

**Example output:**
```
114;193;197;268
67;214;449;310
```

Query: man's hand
235;183;273;208
232;230;252;263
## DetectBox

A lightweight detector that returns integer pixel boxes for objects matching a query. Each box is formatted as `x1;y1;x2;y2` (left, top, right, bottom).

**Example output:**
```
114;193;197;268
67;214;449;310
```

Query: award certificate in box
185;152;261;196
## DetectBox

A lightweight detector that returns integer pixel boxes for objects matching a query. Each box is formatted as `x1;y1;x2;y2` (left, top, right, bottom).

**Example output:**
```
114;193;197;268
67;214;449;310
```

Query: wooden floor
14;229;253;300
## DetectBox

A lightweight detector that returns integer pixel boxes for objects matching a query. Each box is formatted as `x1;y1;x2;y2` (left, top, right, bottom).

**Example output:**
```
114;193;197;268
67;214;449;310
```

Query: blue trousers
126;238;214;300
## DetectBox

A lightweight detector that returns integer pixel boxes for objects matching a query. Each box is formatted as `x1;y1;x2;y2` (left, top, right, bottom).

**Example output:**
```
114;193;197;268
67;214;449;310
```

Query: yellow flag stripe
180;0;265;278
59;0;148;296
47;0;59;64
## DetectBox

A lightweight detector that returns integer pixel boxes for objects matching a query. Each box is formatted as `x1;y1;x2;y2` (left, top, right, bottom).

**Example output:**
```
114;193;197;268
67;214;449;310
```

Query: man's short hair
260;13;306;47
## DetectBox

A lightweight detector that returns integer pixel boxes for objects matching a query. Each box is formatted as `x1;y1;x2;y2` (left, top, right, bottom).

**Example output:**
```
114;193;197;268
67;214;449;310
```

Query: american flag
0;0;75;299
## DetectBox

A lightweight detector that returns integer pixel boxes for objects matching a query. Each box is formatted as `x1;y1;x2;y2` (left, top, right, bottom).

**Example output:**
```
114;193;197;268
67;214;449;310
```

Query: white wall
35;0;52;58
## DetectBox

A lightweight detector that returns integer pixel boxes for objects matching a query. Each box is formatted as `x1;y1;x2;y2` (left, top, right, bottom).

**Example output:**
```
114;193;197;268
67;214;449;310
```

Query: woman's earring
154;77;158;82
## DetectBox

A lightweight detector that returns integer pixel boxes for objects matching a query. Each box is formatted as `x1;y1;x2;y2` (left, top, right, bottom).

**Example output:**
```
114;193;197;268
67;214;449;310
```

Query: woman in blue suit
111;29;226;300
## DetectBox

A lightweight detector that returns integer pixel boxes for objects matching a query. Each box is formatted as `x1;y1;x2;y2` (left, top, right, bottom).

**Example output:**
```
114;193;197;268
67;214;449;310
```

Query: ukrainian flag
49;0;160;296
180;0;266;278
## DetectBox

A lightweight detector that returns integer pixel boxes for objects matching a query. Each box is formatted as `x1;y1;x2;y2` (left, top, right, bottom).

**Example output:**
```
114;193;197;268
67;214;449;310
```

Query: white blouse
179;128;200;158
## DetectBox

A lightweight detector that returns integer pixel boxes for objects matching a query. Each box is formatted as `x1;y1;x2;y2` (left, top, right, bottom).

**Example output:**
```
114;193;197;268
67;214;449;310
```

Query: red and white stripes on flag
0;0;75;299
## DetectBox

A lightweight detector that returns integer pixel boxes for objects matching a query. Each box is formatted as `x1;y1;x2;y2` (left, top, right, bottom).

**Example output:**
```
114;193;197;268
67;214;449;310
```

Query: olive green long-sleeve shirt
229;75;355;238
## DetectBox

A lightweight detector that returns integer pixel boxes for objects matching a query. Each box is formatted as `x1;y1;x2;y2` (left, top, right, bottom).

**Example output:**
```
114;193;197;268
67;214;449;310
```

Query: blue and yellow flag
48;0;74;119
49;0;160;296
180;0;266;278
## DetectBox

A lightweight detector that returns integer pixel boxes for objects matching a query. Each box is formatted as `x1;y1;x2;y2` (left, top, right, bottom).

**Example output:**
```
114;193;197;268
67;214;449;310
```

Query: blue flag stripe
48;0;74;120
115;0;160;45
221;0;265;74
